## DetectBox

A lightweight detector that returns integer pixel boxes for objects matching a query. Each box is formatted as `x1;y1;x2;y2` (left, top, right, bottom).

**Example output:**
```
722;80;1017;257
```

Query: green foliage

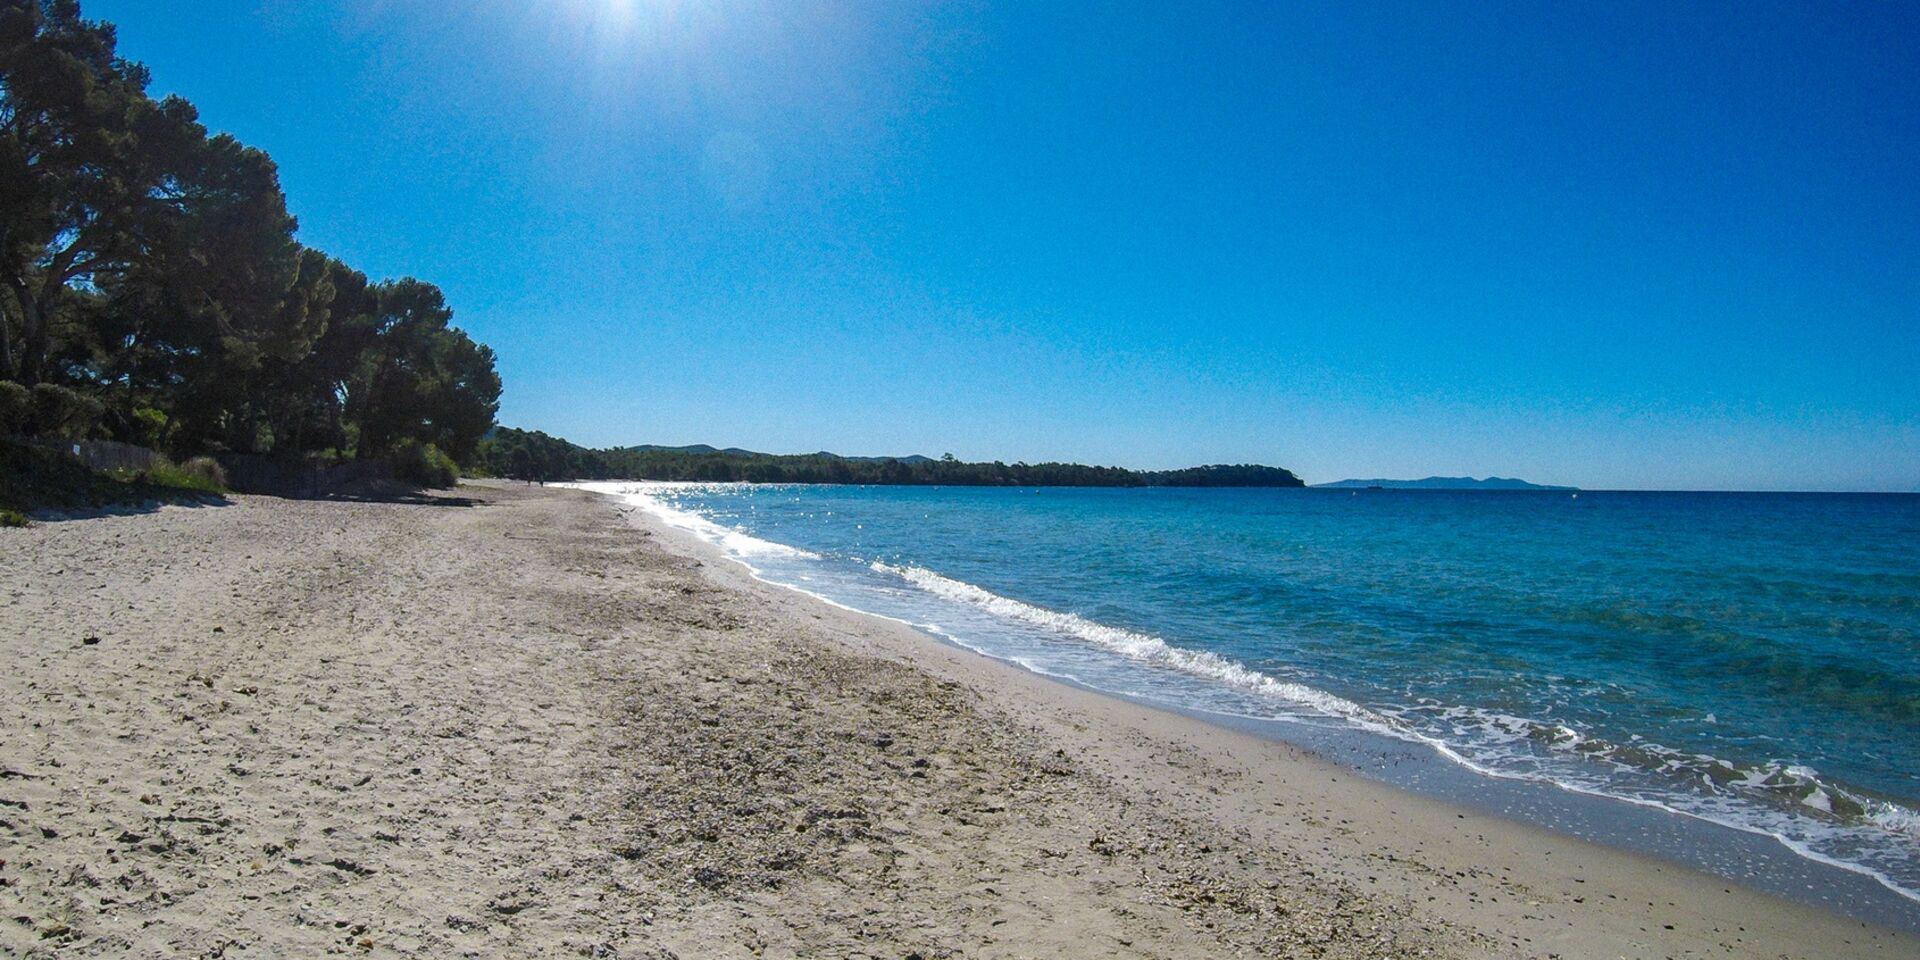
393;440;459;489
476;427;1305;488
121;455;226;496
0;1;501;478
0;381;28;435
28;383;102;440
180;455;227;490
344;280;501;464
129;406;169;447
0;438;96;511
0;507;27;528
0;437;217;512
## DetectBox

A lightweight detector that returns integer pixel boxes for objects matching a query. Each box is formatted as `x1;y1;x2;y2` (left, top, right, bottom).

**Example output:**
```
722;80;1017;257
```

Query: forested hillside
478;428;1304;488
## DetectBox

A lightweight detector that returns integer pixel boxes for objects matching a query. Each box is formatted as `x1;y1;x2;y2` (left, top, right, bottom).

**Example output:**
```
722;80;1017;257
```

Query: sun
523;0;710;79
565;0;675;39
589;0;657;27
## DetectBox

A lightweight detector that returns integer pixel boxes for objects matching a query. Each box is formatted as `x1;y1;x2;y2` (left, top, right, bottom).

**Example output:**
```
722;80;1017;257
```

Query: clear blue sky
92;1;1918;490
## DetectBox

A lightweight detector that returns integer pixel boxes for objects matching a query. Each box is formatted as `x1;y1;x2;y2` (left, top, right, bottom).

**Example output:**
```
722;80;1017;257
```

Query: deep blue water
581;482;1920;907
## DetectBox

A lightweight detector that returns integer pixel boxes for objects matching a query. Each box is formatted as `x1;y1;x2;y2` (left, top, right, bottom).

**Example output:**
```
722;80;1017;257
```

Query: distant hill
1315;476;1578;491
478;428;1304;487
624;443;761;457
825;453;936;464
622;444;934;464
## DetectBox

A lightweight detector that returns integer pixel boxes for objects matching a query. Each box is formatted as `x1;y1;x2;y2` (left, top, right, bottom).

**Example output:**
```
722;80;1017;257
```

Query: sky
89;0;1919;490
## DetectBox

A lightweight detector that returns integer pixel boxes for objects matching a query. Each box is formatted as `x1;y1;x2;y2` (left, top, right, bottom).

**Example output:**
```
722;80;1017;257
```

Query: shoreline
591;480;1920;953
1;481;1908;957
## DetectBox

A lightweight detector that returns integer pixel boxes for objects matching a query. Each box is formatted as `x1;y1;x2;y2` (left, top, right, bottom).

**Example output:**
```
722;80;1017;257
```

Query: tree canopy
0;0;499;464
477;428;1305;488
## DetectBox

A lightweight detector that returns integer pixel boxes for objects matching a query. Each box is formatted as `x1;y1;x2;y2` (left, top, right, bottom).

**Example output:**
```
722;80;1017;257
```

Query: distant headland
1314;476;1578;491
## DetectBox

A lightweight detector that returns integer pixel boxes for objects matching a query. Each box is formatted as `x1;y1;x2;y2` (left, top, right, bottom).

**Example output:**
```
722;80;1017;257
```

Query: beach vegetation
129;406;170;448
179;456;228;490
393;440;460;489
27;384;104;441
117;455;227;496
0;381;28;435
0;507;25;527
0;0;501;495
0;436;221;511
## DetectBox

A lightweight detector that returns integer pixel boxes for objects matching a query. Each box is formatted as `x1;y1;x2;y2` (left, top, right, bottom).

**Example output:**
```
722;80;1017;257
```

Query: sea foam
581;482;819;560
569;481;1920;910
868;558;1920;905
871;560;1397;732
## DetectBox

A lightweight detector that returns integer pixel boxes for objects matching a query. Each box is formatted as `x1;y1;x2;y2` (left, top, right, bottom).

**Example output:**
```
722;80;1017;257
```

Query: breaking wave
869;559;1920;905
568;481;1920;908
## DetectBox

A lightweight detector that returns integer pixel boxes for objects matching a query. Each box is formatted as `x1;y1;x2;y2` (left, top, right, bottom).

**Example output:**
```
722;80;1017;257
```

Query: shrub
181;456;228;490
137;456;227;495
130;406;170;447
0;381;29;436
0;508;27;528
1;436;103;511
2;437;217;512
394;440;459;489
30;384;104;440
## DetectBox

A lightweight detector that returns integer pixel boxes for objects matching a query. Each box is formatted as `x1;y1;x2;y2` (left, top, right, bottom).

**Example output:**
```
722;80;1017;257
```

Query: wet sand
0;481;1907;957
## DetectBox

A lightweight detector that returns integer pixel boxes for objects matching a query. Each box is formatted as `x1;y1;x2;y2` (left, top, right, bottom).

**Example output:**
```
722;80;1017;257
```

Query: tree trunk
19;298;47;386
0;304;14;382
4;280;46;386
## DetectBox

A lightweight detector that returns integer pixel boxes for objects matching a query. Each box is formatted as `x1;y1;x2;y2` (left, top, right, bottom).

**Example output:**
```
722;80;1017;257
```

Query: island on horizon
1314;476;1579;491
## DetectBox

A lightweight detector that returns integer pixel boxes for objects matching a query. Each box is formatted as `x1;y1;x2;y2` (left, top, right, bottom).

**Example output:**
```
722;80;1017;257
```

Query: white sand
0;481;1907;958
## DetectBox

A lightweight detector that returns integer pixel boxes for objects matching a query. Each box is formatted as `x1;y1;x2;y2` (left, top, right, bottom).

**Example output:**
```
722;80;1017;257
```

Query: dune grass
1;440;228;516
113;456;228;496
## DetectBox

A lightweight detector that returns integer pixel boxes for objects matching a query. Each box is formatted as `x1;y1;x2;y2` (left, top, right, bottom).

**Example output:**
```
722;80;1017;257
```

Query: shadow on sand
299;488;483;508
18;493;233;523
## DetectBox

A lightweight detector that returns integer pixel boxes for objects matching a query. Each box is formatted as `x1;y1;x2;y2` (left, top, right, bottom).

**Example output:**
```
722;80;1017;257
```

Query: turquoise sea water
579;482;1920;914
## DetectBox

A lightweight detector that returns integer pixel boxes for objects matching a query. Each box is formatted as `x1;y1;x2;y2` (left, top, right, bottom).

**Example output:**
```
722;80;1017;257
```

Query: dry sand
0;481;1909;958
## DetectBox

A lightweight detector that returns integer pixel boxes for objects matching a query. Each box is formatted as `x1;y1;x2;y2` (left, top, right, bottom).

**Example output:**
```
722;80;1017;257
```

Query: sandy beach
1;482;1909;958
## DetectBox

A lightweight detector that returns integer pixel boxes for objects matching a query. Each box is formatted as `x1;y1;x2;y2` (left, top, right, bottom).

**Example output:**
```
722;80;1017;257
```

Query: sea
571;481;1920;928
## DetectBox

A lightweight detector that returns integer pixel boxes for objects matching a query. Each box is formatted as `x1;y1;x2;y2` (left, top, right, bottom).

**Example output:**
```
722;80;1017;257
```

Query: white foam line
563;482;953;630
871;561;1410;732
569;481;819;560
563;481;1920;907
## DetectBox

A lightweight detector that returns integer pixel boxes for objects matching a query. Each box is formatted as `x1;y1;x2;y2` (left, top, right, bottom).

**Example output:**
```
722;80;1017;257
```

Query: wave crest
577;482;820;559
872;561;1397;731
874;561;1920;869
